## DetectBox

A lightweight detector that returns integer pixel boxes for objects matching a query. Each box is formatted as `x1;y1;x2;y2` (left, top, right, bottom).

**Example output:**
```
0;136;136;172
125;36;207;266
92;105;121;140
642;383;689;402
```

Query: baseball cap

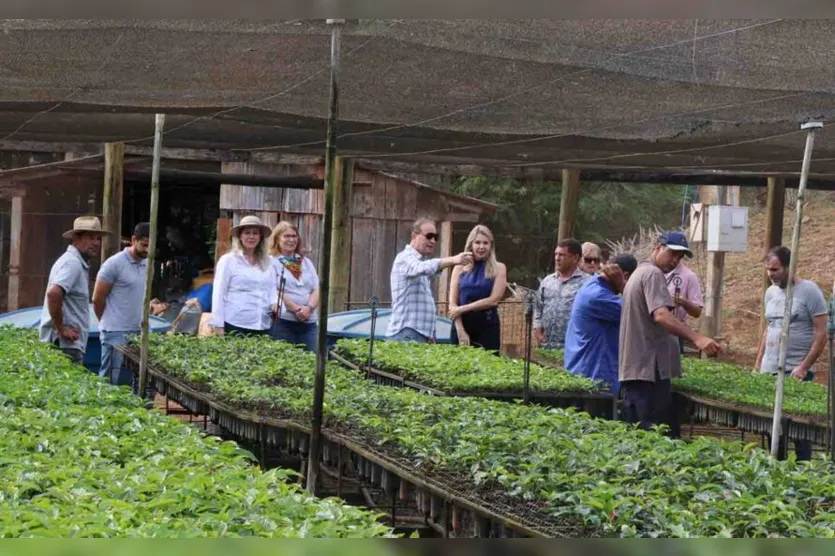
610;253;638;274
659;231;693;258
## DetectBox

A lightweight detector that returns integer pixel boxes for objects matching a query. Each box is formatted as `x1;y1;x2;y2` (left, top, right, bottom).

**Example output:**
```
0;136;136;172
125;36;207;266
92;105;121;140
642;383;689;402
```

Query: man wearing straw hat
210;215;278;336
39;216;109;364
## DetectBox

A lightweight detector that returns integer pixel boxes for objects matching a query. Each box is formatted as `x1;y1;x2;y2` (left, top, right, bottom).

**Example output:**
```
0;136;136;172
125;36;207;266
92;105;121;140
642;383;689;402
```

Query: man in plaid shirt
387;218;473;343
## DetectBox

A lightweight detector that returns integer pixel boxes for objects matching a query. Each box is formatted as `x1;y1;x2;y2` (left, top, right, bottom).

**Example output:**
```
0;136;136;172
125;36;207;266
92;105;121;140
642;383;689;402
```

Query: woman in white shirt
210;215;277;337
269;221;320;351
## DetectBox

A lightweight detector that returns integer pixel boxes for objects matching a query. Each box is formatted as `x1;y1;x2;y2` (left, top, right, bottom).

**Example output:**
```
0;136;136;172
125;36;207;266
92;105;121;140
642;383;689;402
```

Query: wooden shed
0;155;102;310
216;161;497;311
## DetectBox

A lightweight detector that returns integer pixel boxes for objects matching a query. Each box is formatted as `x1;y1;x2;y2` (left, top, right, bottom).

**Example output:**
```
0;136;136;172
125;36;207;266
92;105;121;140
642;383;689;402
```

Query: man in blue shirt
564;254;638;393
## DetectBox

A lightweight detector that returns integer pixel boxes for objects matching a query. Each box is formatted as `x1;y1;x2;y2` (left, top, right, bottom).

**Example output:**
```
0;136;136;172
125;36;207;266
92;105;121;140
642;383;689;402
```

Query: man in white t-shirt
755;245;827;461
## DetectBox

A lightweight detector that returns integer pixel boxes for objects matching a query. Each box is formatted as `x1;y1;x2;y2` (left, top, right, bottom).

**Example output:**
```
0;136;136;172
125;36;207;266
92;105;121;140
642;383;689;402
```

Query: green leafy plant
336;339;598;394
534;348;564;367
136;334;835;538
674;359;829;420
0;328;392;538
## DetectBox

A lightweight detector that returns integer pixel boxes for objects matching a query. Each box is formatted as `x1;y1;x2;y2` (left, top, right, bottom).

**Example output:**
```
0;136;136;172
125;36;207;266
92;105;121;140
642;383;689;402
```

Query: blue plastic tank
326;309;453;345
0;305;171;373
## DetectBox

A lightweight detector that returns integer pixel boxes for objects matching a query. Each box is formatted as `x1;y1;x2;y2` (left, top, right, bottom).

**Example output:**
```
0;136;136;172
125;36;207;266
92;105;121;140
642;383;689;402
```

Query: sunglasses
584;257;601;264
423;233;439;241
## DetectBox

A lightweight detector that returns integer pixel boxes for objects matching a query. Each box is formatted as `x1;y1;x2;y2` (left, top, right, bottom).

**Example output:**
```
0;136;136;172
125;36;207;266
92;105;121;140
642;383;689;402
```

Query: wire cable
506;128;807;168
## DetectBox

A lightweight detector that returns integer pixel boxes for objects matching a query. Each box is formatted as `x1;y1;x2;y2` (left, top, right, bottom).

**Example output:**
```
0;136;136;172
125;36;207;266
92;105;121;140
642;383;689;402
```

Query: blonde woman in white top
210;216;278;336
269;221;320;351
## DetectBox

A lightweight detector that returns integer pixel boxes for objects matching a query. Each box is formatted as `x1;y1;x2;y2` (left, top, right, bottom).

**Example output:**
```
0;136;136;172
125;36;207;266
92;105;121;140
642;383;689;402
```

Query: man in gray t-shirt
755;246;827;461
756;246;827;378
93;222;150;385
40;216;108;364
760;282;827;373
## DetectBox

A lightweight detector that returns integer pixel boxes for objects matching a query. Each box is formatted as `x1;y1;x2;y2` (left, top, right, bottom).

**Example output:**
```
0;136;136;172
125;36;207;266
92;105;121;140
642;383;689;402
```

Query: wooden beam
445;212;480;223
558;169;580;241
701;251;726;340
8;137;835;189
760;177;786;335
438;221;454;309
129;168;323;189
328;158;353;313
101;142;125;262
7;195;22;311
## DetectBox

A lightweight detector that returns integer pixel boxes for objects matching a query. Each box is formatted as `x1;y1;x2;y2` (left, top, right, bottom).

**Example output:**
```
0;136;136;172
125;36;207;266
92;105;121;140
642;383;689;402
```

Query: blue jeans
270;319;318;351
388;327;429;344
100;330;135;387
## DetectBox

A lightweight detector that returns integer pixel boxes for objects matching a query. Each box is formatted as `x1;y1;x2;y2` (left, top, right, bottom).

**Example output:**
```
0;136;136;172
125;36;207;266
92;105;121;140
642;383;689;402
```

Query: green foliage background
447;177;690;285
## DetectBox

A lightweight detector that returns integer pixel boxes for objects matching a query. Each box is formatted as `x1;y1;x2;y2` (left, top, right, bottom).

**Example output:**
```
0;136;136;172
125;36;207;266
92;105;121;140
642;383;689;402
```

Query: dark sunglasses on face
584;257;600;264
423;233;439;241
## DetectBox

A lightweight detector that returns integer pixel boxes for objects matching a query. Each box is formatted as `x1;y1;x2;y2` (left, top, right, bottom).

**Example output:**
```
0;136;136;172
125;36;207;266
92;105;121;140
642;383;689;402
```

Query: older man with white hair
40;216;109;364
387;218;473;343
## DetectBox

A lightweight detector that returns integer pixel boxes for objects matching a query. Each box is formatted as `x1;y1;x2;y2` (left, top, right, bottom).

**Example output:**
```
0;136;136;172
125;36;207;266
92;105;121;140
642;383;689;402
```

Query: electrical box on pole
706;206;749;252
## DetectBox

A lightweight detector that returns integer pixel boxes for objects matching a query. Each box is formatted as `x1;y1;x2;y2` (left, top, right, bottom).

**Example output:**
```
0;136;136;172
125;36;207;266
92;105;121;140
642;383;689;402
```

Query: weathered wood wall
220;162;324;263
347;171;460;308
18;174;101;308
220;163;480;311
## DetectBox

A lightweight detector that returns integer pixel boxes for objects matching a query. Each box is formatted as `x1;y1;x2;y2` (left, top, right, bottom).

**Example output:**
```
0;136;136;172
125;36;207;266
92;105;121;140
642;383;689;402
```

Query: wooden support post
139;114;166;399
7;195;22;311
438;221;454;308
701;252;726;340
307;19;343;496
215;217;232;264
328;157;353;313
558;169;580;241
760;177;786;335
101;142;125;262
700;185;728;350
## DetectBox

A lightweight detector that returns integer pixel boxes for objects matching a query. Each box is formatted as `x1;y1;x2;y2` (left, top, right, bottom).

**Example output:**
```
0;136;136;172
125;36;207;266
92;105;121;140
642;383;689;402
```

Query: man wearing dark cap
661;231;704;354
618;232;722;433
92;222;150;386
564;254;637;393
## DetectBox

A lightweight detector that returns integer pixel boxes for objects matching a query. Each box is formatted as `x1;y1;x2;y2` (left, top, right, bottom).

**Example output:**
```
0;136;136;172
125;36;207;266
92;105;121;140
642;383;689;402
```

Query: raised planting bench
673;359;831;451
0;328;392;538
535;346;830;450
119;344;573;538
120;334;835;538
333;339;616;420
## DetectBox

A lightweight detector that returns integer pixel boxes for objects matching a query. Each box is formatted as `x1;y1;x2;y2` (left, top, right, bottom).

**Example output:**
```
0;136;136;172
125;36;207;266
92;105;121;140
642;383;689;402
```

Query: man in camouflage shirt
534;238;588;349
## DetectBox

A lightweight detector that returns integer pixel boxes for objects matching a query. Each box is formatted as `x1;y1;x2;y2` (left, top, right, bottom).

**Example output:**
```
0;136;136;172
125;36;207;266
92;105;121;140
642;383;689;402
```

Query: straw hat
231;215;272;238
62;216;110;239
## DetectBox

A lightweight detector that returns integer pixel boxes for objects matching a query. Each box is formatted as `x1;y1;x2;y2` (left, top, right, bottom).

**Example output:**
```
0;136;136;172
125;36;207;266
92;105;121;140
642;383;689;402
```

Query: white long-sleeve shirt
210;252;278;331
